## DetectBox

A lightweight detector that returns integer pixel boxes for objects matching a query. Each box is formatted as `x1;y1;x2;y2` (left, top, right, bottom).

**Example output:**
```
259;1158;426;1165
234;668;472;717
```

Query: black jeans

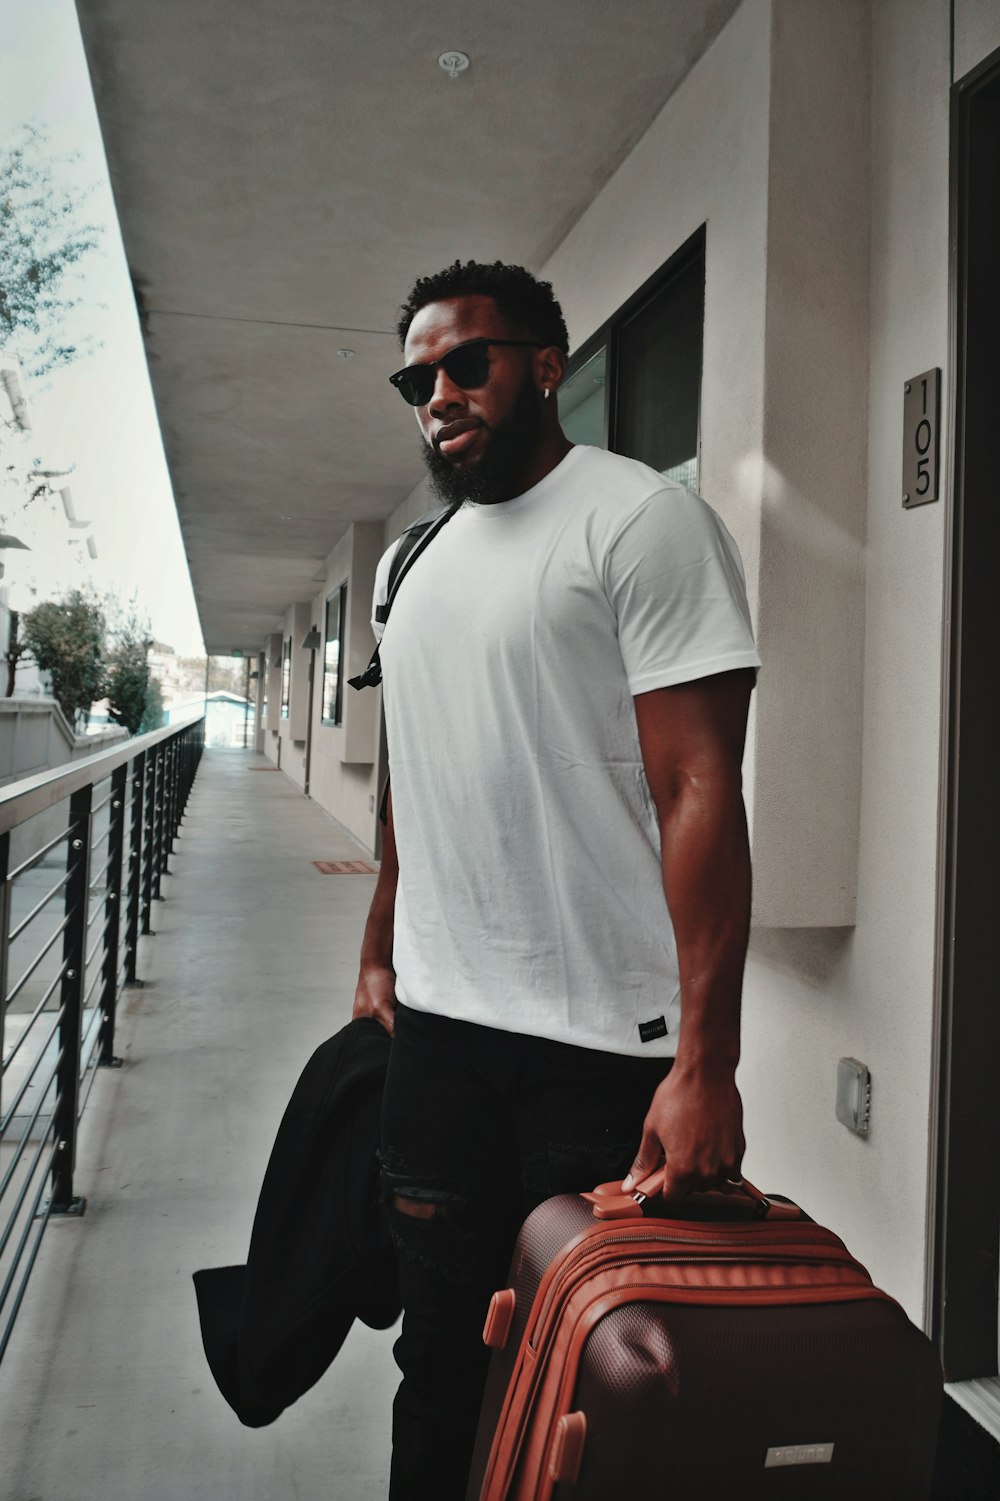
380;1003;672;1501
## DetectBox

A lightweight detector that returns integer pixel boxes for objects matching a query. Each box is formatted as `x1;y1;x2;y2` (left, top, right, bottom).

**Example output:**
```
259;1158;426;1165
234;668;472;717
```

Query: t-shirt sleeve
603;486;761;694
371;538;404;644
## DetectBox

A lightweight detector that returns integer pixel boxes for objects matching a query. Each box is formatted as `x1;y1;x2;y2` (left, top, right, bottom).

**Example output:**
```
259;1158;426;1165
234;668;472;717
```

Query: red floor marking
312;860;377;874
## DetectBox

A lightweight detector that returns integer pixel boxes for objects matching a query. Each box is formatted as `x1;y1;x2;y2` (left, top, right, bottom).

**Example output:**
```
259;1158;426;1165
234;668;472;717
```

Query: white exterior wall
262;631;283;767
539;0;977;1325
955;0;1000;80
306;523;383;851
544;0;772;863
268;601;311;790
299;492;441;855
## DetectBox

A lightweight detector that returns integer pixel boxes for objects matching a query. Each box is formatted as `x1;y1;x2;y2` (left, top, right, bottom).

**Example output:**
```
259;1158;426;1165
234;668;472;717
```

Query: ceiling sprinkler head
336;348;355;359
439;50;470;80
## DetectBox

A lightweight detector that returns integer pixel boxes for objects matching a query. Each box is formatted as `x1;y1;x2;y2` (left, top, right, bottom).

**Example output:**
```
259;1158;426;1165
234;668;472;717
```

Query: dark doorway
934;48;1000;1379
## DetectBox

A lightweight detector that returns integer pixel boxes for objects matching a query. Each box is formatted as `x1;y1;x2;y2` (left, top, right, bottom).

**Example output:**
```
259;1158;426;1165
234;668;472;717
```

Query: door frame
931;40;1000;1381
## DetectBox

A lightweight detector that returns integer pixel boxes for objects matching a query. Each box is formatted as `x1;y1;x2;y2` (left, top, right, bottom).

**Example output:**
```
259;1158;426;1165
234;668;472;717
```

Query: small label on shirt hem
638;1015;668;1043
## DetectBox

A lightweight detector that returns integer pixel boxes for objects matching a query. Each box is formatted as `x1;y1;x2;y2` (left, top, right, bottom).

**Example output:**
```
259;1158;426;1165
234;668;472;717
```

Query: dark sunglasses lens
442;342;490;389
392;342;491;406
395;367;434;406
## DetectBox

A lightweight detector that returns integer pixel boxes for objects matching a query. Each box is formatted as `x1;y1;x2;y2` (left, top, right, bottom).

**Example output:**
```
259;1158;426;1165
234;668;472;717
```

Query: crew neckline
461;444;588;518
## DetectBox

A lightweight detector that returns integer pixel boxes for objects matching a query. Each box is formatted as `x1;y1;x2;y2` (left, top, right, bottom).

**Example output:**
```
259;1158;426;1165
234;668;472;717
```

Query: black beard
421;379;543;506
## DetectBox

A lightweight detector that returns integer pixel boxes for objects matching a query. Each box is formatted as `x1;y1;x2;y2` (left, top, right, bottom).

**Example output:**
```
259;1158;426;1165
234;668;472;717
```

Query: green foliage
105;601;154;735
22;588;106;728
139;675;165;733
0;126;104;379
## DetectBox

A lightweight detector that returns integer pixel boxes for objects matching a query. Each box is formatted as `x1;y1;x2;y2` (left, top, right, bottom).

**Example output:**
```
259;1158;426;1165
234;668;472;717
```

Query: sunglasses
389;338;543;407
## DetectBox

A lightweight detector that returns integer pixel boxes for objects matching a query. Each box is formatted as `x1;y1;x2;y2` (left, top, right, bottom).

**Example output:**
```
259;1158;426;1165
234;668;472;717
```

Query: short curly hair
396;259;569;354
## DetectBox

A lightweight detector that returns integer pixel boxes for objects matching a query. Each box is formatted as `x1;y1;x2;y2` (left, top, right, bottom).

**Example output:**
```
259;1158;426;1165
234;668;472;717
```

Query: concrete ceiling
76;0;741;652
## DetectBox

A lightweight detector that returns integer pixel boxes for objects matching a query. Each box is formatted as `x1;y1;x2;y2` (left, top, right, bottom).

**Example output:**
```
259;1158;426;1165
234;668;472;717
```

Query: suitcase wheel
549;1411;587;1486
483;1288;517;1350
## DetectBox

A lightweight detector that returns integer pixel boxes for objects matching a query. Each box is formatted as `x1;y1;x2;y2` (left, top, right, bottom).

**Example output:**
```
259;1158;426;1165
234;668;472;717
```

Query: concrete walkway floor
0;748;397;1501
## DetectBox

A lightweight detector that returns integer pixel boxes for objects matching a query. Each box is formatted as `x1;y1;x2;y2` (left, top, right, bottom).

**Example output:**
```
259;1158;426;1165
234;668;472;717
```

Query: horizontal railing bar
88;848;114;895
0;1054;62;1212
0;716;204;1371
81;963;102;1010
5;914;71;1010
0;1131;60;1359
78;1030;102;1117
0;1138;58;1365
0;715;204;836
9;828;71;883
0;1008;63;1133
8;872;71;944
77;1002;103;1079
1;970;66;1079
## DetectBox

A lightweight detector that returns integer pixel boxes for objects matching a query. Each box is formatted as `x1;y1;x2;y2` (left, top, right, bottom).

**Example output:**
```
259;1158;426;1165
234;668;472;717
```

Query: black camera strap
348;499;461;694
349;500;462;827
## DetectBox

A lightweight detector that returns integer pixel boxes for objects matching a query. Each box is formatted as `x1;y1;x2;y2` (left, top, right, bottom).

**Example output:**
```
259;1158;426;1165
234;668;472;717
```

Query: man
353;260;760;1500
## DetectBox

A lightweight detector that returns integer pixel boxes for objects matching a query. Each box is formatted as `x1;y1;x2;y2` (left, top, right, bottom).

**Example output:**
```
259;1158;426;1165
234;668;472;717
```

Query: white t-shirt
371;444;760;1058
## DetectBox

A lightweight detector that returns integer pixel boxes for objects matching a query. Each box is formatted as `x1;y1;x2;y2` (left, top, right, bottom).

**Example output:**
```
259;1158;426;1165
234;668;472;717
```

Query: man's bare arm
353;788;399;1037
623;668;754;1197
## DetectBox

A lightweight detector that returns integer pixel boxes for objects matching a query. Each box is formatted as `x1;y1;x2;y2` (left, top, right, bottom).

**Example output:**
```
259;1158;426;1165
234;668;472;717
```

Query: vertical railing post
177;732;186;818
151;744;164;899
51;786;92;1217
0;832;11;1122
98;764;127;1066
167;735;179;850
163;737;173;855
178;731;187;824
160;738;171;875
141;749;156;934
179;731;190;819
124;752;144;985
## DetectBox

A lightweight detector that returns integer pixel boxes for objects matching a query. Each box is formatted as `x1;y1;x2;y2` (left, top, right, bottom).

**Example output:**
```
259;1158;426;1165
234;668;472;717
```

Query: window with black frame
559;229;705;490
322;583;347;726
280;639;291;719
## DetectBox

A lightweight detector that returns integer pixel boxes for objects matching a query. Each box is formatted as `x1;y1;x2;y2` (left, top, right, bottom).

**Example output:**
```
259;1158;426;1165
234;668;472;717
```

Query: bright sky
0;0;205;654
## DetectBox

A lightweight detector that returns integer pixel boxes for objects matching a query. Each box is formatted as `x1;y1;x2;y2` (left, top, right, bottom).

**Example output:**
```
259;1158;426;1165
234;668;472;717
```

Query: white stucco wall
539;0;965;1323
954;0;1000;81
270;601;310;791
742;0;953;1327
306;523;383;852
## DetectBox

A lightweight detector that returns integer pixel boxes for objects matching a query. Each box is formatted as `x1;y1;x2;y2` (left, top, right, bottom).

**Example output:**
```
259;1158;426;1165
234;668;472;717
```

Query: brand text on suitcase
764;1443;835;1467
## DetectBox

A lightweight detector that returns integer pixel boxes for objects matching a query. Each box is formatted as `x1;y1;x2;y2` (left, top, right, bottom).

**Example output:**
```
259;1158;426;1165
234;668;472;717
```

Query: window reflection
559;231;704;493
280;639;291;719
559;347;607;448
323;583;347;725
615;253;703;488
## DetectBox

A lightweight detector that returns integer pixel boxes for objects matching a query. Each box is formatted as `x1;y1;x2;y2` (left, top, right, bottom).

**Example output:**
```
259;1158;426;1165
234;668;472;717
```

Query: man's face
402;295;544;505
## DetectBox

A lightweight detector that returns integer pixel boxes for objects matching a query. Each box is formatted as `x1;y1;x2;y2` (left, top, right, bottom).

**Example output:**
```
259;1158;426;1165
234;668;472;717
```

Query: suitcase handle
582;1171;799;1221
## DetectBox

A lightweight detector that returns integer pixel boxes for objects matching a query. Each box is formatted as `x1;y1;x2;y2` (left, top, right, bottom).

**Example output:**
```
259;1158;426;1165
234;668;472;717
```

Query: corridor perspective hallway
0;748;396;1501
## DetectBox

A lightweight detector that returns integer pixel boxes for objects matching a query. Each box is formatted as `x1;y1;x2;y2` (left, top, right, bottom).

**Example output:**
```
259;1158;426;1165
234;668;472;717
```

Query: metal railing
0;714;204;1361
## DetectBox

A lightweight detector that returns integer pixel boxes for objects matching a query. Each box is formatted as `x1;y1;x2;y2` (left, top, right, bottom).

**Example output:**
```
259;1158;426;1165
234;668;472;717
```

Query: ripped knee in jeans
380;1154;479;1281
393;1195;437;1220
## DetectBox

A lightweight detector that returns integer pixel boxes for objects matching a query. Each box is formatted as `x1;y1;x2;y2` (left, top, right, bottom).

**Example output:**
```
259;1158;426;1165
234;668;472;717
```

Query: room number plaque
902;368;941;508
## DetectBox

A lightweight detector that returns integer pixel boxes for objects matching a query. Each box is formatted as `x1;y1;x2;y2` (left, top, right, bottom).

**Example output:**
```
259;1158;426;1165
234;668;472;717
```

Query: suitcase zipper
528;1228;863;1352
